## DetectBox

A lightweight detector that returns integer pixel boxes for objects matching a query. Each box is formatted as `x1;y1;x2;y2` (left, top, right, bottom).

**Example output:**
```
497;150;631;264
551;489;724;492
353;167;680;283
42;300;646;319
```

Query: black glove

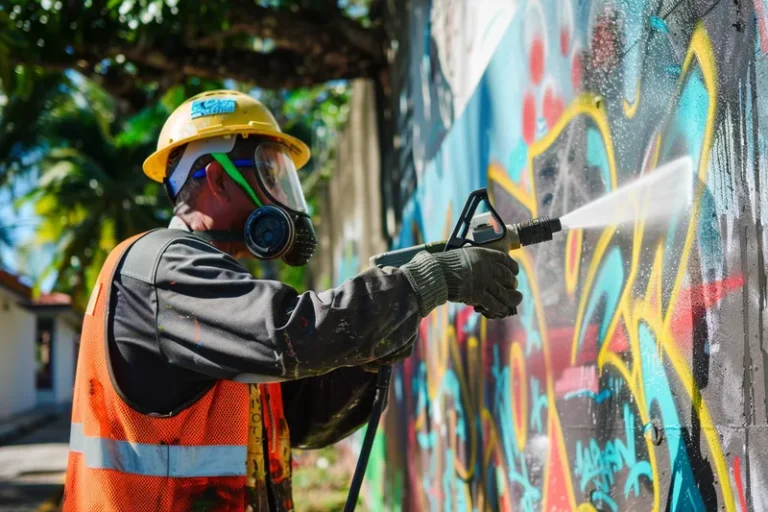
434;247;521;319
401;247;523;318
401;247;522;319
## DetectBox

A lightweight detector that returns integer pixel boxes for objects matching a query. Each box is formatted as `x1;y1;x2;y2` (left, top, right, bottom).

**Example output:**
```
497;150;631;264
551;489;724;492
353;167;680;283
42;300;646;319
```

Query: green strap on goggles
211;152;263;207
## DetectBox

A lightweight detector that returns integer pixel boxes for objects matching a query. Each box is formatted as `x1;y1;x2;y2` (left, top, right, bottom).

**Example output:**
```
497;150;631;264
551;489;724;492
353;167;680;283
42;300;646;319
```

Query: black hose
343;365;392;512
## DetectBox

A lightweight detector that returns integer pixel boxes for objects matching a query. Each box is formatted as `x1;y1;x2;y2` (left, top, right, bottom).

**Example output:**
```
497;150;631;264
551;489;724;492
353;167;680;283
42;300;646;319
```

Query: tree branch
15;41;380;94
193;2;383;63
7;1;388;103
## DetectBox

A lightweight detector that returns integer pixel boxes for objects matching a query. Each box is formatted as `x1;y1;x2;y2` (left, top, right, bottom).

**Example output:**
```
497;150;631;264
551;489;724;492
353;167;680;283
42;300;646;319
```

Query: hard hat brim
142;126;311;183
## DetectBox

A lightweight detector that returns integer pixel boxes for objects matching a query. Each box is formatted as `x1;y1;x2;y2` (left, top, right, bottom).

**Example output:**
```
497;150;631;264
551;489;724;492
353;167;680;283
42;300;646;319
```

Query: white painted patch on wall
429;0;519;122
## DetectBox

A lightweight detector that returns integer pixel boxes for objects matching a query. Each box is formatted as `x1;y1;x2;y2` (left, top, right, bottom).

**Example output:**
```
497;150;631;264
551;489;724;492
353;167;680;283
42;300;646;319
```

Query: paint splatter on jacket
109;222;423;446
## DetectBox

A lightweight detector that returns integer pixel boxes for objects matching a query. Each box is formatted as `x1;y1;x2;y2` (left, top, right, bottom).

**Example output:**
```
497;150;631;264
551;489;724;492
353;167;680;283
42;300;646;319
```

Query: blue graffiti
660;65;708;167
413;361;429;418
491;345;542;511
586;127;614;191
394;371;404;404
664;64;682;78
381;0;740;509
442;447;471;512
516;270;543;356
650;16;670;33
463;309;481;333
607;374;625;396
576;246;625;353
564;388;612;403
336;242;360;283
573;403;652;500
412;345;475;511
442;370;467;444
590;490;619;512
621;0;660;106
421;440;438;512
529;377;549;433
660;64;710;285
506;138;528;183
638;322;706;510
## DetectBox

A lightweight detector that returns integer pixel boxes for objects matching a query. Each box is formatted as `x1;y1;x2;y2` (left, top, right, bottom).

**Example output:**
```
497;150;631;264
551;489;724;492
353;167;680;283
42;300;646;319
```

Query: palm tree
0;64;77;269
15;76;174;310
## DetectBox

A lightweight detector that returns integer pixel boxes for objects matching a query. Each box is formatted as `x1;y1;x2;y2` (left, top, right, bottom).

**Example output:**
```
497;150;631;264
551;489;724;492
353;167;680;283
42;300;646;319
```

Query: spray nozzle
515;216;562;247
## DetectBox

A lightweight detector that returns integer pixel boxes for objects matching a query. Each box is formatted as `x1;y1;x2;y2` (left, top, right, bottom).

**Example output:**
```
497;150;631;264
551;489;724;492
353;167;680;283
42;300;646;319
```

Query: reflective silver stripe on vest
69;423;246;477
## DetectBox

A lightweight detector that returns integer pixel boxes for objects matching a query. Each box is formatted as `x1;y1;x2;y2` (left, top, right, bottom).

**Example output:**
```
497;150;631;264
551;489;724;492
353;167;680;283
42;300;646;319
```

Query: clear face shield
251;142;309;214
171;136;317;266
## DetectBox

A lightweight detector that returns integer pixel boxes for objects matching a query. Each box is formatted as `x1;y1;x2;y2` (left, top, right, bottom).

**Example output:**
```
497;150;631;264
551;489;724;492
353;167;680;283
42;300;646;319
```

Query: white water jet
560;156;694;230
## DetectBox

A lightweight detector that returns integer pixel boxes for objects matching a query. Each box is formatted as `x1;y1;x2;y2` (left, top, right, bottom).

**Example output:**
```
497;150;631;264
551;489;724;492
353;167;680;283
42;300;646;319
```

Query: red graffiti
455;307;475;346
522;92;537;144
734;456;748;512
571;52;583;90
511;352;526;426
560;27;570;56
568;233;579;270
670;274;744;352
529;38;545;85
555;365;598;398
755;0;768;55
544;416;573;509
606;324;630;354
590;11;622;71
543;88;565;129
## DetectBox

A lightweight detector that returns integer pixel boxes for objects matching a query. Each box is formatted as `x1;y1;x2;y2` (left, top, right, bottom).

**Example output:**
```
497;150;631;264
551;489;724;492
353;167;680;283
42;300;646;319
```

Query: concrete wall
0;290;37;420
53;317;76;405
311;78;387;288
366;0;768;510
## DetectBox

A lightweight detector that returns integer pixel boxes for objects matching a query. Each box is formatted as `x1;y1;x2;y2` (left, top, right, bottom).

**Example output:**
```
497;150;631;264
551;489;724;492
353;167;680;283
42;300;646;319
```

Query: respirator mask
166;135;317;266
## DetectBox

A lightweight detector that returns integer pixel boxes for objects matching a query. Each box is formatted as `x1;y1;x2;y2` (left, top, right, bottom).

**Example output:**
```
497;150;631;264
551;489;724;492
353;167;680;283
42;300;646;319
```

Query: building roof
0;269;33;300
0;268;74;309
31;292;72;307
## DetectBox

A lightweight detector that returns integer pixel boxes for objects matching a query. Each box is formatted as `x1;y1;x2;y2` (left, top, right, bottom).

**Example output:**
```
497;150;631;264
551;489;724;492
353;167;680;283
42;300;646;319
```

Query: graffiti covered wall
372;0;768;509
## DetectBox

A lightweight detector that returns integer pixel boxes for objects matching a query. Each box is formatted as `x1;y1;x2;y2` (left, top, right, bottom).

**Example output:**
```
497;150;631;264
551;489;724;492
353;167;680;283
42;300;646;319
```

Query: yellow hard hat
142;89;311;182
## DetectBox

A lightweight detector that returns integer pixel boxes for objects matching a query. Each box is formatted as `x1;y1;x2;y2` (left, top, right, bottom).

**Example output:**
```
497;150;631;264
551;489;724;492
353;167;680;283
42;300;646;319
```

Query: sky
0;173;56;291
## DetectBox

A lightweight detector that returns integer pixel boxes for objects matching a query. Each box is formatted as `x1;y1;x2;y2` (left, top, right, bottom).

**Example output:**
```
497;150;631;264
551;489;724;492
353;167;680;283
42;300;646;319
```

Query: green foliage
0;0;378;97
0;0;363;301
293;445;365;511
12;75;178;307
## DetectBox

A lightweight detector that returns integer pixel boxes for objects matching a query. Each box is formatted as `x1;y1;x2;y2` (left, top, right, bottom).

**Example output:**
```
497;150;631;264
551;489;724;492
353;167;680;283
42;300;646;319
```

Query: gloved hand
401;247;522;319
435;247;521;319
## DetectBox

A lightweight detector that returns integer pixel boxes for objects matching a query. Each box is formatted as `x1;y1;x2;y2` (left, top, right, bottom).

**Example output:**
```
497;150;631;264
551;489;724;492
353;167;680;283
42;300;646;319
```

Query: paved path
0;414;69;511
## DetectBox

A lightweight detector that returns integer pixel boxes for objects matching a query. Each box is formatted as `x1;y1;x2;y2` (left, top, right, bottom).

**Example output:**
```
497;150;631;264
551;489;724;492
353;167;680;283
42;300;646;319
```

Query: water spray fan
343;188;562;511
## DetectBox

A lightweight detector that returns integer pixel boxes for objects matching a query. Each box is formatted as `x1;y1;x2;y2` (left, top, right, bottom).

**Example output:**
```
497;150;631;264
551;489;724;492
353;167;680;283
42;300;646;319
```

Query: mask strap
211;152;263;207
192;230;243;243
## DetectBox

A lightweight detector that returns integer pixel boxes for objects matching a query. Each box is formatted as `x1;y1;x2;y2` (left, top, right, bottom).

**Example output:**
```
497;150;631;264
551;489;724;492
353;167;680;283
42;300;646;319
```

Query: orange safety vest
62;232;294;512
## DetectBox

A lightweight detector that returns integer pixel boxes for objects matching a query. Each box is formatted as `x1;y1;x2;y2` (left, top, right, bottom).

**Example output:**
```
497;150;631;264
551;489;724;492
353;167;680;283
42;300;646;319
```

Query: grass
292;445;367;512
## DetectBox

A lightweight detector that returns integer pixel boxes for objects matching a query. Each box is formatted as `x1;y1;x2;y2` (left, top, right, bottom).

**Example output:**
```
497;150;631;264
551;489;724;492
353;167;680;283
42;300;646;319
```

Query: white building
0;270;80;421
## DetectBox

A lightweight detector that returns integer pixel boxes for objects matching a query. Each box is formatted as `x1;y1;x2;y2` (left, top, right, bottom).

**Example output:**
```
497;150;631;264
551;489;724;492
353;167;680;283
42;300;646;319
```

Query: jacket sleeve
281;365;389;449
153;235;424;382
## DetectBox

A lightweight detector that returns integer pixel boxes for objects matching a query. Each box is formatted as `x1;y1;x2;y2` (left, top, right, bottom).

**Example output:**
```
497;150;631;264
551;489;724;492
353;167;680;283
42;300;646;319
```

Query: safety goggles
168;136;308;214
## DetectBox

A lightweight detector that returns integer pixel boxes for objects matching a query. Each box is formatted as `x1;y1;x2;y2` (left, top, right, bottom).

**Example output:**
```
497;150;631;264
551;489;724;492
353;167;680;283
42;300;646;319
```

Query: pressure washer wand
342;365;391;512
343;189;562;511
369;214;563;268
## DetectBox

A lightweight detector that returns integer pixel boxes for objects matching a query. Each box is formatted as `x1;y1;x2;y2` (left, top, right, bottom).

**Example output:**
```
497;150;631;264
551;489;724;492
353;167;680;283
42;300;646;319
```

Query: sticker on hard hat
191;99;236;119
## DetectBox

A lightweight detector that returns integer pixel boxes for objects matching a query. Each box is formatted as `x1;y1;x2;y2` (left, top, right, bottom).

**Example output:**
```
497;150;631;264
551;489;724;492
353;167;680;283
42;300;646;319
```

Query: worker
62;90;522;511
